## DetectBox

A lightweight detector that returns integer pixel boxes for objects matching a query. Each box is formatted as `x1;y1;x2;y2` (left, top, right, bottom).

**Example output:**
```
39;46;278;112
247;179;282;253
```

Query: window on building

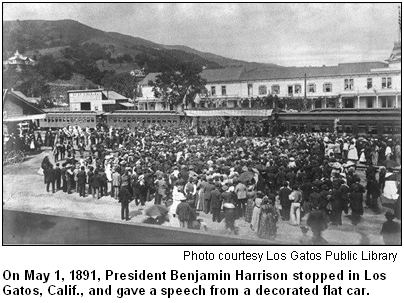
383;125;393;134
381;77;392;89
381;97;394;108
368;125;378;135
320;124;330;132
367;78;373;89
344;98;354;108
344;124;353;134
308;83;316;93
247;84;253;96
358;124;367;135
288;86;293;96
211;86;216;96
366;98;373;108
271;85;280;94
80;102;91;110
258;85;267;95
295;84;302;94
312;124;320;132
323;83;332;92
314;99;322;108
344;78;354;90
221;86;227;96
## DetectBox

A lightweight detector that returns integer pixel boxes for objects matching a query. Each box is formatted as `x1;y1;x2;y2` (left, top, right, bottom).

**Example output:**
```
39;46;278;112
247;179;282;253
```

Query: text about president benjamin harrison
2;267;390;299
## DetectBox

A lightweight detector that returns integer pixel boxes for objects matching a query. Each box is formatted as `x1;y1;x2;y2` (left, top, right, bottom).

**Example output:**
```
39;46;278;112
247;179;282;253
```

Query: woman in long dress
257;197;278;239
245;185;256;223
251;194;263;231
196;176;206;211
347;143;358;162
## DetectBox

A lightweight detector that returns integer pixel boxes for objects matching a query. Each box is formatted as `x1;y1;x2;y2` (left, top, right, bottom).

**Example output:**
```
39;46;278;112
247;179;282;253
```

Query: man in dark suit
118;186;131;221
55;163;62;190
77;166;87;197
176;196;192;228
45;164;56;193
210;182;222;223
90;170;102;199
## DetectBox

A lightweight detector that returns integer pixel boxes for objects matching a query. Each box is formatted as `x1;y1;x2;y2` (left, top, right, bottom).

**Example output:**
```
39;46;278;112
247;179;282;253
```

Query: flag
194;93;201;104
182;85;192;105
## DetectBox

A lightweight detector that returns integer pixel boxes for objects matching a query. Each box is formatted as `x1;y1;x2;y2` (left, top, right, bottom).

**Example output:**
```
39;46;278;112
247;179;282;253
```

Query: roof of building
102;90;128;100
138;73;160;86
198;61;391;83
239;62;389;81
138;60;395;87
67;89;103;93
201;68;245;83
3;89;45;115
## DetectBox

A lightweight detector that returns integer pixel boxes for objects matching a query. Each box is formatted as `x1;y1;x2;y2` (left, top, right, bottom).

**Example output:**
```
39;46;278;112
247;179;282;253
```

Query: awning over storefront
184;109;273;117
3;114;47;122
120;102;135;108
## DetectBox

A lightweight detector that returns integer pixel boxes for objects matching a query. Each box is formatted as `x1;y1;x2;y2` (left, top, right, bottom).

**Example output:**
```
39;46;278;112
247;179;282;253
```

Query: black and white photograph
2;3;402;245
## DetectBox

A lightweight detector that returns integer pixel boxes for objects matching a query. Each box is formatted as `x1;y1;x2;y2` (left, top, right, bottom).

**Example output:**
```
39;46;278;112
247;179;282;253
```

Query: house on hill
3;50;36;72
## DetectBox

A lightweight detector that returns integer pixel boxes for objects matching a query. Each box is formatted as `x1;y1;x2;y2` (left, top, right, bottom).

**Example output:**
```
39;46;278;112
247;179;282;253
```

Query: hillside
3;19;278;72
2;19;285;101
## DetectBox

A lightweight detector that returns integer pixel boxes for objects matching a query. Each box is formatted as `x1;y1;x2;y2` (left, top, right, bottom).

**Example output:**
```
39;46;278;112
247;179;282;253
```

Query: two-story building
136;41;401;113
67;89;133;112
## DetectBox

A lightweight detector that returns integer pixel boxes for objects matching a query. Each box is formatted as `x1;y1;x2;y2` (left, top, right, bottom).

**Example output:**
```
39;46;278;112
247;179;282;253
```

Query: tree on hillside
102;72;136;98
16;69;50;99
150;63;206;108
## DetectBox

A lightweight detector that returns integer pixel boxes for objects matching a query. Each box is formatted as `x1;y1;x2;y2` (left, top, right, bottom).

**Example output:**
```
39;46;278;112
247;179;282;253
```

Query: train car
277;108;401;136
39;111;98;130
104;110;182;128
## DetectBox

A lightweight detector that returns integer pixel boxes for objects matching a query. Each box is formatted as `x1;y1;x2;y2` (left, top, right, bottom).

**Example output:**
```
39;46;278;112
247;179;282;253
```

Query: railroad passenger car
104;110;183;128
277;108;401;136
39;111;98;129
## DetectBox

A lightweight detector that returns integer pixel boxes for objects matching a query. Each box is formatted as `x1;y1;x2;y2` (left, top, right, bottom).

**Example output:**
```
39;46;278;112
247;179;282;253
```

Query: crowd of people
37;121;401;244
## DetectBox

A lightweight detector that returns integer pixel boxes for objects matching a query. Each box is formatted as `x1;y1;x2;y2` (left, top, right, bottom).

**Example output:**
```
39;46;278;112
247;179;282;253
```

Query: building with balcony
135;41;401;115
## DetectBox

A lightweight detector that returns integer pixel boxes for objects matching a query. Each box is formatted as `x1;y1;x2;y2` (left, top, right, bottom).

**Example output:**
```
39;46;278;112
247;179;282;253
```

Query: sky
3;2;401;67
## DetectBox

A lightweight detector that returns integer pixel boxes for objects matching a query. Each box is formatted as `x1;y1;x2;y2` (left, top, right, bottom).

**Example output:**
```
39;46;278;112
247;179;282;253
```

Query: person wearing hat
306;208;328;244
65;164;74;194
234;179;247;219
279;182;292;221
380;211;401;245
154;174;167;205
112;169;121;200
77;166;87;197
210;182;222;223
203;176;215;215
61;162;67;193
176;195;192;228
45;164;56;194
349;183;364;225
118;184;131;221
54;163;62;191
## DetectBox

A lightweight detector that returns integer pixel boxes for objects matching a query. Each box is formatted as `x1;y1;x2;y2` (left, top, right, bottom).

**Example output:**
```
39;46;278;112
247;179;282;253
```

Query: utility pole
304;73;308;111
